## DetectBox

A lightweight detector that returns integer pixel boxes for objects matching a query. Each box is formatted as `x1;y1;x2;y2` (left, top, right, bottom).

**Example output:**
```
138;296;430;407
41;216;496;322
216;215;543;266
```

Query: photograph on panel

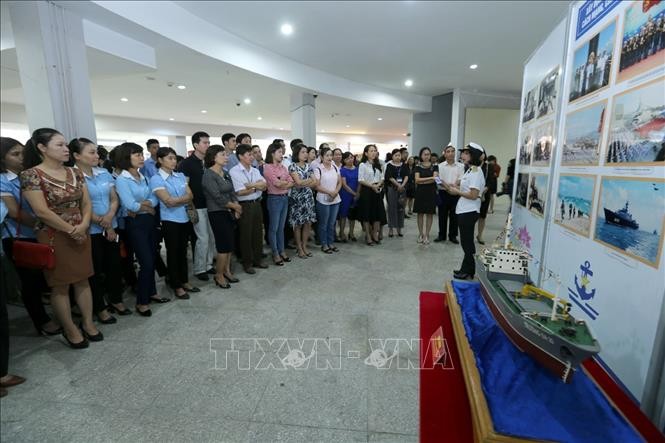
555;174;596;237
569;20;617;102
519;131;534;166
516;173;530;207
537;66;559;118
532;122;555;167
594;177;665;268
617;1;665;84
606;77;665;165
522;86;538;123
562;100;607;166
527;173;548;217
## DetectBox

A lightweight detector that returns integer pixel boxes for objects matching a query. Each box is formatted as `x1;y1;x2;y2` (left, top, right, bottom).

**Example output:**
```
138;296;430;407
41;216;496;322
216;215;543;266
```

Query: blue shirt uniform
81;166;118;235
0;171;36;239
224;152;240;173
149;169;189;223
140;156;158;179
115;170;158;214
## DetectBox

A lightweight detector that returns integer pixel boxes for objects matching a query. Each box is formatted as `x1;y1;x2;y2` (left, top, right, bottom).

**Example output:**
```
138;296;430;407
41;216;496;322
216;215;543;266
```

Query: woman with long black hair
444;142;486;280
0;137;60;336
356;144;386;245
70;138;126;323
21;128;101;348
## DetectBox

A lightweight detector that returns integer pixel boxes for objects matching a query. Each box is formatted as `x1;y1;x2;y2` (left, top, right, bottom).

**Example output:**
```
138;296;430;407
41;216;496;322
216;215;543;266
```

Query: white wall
463;107;519;181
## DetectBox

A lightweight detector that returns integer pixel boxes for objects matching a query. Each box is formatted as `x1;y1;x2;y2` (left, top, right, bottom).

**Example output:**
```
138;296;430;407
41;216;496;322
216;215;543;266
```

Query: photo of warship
603;201;639;229
474;214;601;382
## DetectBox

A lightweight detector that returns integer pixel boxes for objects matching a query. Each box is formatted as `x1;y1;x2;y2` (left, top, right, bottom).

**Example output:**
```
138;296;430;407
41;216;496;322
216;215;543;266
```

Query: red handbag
10;169;56;270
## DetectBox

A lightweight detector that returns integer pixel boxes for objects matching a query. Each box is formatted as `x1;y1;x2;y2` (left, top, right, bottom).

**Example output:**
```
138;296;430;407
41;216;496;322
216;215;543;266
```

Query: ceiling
176;0;570;96
1;1;569;137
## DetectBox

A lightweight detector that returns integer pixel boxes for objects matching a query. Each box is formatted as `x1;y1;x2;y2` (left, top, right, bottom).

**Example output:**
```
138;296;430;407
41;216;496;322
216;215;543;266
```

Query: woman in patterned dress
21;128;101;349
288;144;317;258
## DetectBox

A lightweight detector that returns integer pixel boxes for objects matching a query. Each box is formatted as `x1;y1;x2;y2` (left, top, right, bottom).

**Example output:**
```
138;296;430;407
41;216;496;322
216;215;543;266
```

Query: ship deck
490;279;597;347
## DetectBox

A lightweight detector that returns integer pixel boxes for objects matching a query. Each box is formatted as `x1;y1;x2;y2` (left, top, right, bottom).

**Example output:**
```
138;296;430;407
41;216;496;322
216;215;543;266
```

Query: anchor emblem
568;260;599;320
574;261;596;301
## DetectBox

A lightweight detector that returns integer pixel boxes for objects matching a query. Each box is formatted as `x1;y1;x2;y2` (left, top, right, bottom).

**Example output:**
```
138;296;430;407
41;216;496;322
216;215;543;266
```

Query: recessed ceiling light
120;97;129;102
469;64;478;70
177;84;186;90
345;125;351;128
244;98;251;105
404;79;413;87
201;110;207;114
402;133;407;136
281;23;294;35
257;116;263;120
169;118;175;121
377;117;383;121
279;127;284;130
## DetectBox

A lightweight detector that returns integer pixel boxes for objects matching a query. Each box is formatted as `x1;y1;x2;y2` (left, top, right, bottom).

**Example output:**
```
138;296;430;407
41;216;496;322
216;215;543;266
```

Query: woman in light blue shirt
0;137;58;336
150;147;197;299
114;142;162;316
70;138;129;322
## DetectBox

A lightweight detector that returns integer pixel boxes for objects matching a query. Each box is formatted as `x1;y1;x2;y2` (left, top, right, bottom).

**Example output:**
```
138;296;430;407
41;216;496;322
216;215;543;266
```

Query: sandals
280;255;292;263
321;247;334;254
330;246;339;253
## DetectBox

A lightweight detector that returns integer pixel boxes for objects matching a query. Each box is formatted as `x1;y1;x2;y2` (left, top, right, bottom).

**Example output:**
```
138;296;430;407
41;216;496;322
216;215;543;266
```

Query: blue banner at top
576;0;621;40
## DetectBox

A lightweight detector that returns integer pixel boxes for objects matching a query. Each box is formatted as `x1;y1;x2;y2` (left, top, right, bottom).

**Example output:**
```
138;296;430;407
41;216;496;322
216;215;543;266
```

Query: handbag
186;202;199;224
10;169;56;270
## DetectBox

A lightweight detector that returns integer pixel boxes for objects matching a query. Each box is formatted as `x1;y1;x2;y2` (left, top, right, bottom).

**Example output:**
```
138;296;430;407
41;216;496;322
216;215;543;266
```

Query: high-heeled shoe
223;274;239;283
417;235;424;244
95;312;117;325
79;323;104;342
39;324;63;336
135;306;152;317
108;304;132;316
214;277;231;289
173;288;190;300
62;331;89;349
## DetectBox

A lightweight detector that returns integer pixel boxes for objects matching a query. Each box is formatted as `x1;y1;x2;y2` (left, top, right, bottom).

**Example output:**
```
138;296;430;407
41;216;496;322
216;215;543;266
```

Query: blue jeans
267;195;289;255
316;201;340;248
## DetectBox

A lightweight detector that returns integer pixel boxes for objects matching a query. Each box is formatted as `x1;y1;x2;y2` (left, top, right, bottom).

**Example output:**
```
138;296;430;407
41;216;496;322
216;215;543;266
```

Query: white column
290;92;316;146
450;88;463;152
168;135;188;157
8;1;97;141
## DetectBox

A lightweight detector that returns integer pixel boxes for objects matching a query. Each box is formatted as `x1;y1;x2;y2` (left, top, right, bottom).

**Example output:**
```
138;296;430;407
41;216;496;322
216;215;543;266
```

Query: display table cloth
452;280;642;443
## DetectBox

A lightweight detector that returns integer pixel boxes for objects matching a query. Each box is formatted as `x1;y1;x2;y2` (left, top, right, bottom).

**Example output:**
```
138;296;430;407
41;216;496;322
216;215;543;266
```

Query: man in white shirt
230;144;268;274
434;143;464;244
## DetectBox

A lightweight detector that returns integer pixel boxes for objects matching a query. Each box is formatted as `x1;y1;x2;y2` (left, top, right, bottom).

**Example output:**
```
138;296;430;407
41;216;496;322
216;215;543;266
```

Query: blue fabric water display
451;280;642;443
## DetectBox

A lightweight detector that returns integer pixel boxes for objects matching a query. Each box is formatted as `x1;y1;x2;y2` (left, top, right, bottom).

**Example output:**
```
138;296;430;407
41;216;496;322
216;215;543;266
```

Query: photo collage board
511;18;568;283
524;0;665;402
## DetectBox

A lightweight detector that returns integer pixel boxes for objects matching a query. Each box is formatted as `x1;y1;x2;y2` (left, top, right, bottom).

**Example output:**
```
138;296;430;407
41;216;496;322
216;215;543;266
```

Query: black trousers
125;214;157;305
238;200;264;268
1;238;50;332
116;226;138;288
161;221;190;289
458;211;479;276
89;233;124;313
437;191;459;240
153;209;168;277
0;255;13;377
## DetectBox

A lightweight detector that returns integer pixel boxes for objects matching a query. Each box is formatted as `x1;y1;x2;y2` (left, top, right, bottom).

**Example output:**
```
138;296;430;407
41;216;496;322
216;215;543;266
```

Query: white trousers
192;208;215;274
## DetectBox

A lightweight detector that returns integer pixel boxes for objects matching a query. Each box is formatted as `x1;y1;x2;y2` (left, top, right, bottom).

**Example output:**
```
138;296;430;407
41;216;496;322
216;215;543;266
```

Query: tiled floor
1;199;508;442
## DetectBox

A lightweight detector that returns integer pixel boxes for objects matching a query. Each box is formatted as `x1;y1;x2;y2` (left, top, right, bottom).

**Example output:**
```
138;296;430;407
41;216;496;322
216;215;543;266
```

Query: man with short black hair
230;144;268;274
222;133;239;172
178;131;216;280
434;143;464;244
141;139;160;178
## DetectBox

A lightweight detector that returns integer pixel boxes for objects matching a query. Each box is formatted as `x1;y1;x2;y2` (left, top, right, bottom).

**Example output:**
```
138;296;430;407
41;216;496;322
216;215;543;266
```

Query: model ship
474;214;601;382
604;201;639;229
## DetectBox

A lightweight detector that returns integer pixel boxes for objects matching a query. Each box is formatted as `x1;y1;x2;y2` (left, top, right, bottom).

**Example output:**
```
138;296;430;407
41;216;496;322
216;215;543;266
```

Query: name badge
397;178;403;184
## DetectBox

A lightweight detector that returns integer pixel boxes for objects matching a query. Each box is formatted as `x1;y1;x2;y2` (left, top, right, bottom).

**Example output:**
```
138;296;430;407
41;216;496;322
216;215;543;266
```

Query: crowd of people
0;128;500;397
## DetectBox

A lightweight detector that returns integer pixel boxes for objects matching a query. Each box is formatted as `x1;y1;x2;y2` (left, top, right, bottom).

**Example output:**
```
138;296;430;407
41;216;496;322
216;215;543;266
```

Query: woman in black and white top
356;144;386;245
443;142;486;280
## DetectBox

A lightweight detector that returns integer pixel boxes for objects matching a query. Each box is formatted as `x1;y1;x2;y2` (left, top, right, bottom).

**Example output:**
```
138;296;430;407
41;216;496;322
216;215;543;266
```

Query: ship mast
550;276;561;321
504;213;513;249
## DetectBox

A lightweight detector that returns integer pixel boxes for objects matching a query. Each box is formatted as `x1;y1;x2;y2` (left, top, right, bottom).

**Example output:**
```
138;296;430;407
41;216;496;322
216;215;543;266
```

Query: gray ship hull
475;257;599;382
